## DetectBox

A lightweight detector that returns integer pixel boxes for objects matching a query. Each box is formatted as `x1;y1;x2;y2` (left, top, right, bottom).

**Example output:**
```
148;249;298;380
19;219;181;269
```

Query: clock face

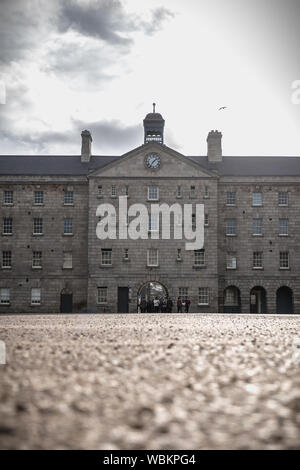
145;153;161;170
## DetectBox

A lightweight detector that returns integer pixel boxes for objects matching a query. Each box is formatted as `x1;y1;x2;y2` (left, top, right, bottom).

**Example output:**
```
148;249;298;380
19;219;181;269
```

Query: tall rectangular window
226;191;236;205
0;288;10;304
3;217;12;234
33;218;43;235
177;185;182;198
198;287;209;305
97;287;107;304
148;186;158;201
252;218;262;235
190;185;196;198
63;251;73;269
64;218;73;234
147;248;158;266
148;214;159;232
278;192;288;206
253;251;263;268
252;192;262;206
4;191;13;204
32;251;42;268
34;191;44;205
64;191;74;205
31;288;41;305
226;219;236;236
2;251;12;268
204;186;209;198
98;185;103;197
111;185;117;197
101;249;112;265
227;255;237;269
125;185;129;196
280;251;289;269
194;249;205;266
279;219;288;235
204;214;209;226
179;287;188;301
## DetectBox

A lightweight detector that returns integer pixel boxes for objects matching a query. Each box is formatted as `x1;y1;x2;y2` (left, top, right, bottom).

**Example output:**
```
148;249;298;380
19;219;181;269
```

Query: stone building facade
0;110;299;314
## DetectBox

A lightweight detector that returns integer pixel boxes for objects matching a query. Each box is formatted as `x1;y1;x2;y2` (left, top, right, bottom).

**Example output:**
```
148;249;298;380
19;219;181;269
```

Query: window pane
4;191;13;204
198;287;209;305
147;248;158;266
33;218;43;234
179;287;188;300
101;249;112;265
63;251;72;269
252;219;262;235
64;191;73;204
253;252;263;268
2;251;11;267
280;252;289;268
32;251;42;267
97;287;107;303
0;288;10;304
226;192;236;205
34;191;43;204
3;217;12;234
253;193;262;206
64;218;73;234
194;249;205;265
31;288;41;304
279;219;288;235
278;192;288;205
226;219;236;235
148;186;158;200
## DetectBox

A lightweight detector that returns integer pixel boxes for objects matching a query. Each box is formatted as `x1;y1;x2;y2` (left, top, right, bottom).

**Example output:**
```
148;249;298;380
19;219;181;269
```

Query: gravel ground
0;313;300;450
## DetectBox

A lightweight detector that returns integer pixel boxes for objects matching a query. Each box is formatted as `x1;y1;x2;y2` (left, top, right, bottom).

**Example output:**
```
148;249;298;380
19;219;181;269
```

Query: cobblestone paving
0;314;300;449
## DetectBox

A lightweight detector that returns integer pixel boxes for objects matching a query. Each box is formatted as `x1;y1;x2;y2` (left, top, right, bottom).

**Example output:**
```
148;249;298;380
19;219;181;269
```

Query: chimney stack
207;130;222;162
81;130;92;162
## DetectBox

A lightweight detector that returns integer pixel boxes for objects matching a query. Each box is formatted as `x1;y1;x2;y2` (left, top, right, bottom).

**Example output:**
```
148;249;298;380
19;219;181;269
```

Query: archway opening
138;282;168;313
276;286;294;314
223;286;241;313
250;286;267;314
60;288;73;313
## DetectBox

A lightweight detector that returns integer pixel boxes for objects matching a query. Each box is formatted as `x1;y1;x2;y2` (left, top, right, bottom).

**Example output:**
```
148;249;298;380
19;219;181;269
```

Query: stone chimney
207;130;222;162
81;130;92;162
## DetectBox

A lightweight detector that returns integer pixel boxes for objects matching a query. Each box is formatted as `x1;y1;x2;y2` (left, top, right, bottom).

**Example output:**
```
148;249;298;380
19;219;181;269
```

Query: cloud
141;7;175;36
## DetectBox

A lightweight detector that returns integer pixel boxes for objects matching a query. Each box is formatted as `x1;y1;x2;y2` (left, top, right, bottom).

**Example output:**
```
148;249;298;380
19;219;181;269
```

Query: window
194;249;205;266
34;191;43;205
0;288;10;304
2;251;11;268
224;287;239;306
97;287;107;304
4;191;13;204
226;191;236;205
226;219;236;236
179;287;188;301
226;255;237;270
278;192;288;206
64;218;73;235
177;248;182;260
204;186;209;198
3;217;12;234
125;185;129;196
33;218;43;235
148;214;159;232
253;251;263;269
63;251;72;269
252;218;262;236
177;186;182;198
148;186;158;201
279;219;288;236
252;192;262;206
32;251;42;268
64;191;73;205
98;185;103;197
192;213;196;230
190;186;196;198
31;288;41;305
198;287;209;305
101;249;112;265
124;248;129;260
147;248;158;266
204;214;209;226
111;185;117;197
280;251;289;269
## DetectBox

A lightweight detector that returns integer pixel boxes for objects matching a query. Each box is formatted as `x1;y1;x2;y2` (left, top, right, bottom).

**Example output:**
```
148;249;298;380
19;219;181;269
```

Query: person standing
185;297;191;313
153;297;160;313
167;297;173;313
177;297;182;313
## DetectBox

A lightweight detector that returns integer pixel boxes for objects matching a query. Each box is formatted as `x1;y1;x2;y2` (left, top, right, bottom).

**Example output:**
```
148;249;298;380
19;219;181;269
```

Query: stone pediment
89;143;215;178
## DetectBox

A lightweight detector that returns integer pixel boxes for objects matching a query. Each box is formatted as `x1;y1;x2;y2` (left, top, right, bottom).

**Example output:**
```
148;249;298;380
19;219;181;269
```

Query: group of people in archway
138;296;191;313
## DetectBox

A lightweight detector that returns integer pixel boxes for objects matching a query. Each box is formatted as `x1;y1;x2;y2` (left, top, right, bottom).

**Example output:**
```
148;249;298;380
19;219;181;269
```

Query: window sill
32;233;43;236
226;234;236;237
34;203;44;206
226;267;237;270
252;204;263;207
279;234;289;237
100;264;113;268
2;233;13;236
278;204;288;207
198;303;209;306
252;267;264;270
252;234;263;237
110;195;117;199
176;258;182;262
32;266;42;270
2;267;12;270
0;303;10;306
63;233;73;236
63;203;74;206
3;203;13;207
97;302;108;305
123;258;130;262
226;204;236;207
31;303;41;306
147;199;159;203
147;264;159;268
193;265;206;269
279;267;290;270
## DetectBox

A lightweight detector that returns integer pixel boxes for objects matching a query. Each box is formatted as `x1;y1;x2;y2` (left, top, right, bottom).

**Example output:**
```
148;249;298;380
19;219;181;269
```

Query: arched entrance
223;286;241;313
250;286;267;313
60;288;73;313
276;286;294;314
137;281;168;313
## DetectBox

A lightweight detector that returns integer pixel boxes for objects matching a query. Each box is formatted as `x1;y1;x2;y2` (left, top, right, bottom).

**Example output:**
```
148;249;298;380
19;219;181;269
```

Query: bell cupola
143;103;165;144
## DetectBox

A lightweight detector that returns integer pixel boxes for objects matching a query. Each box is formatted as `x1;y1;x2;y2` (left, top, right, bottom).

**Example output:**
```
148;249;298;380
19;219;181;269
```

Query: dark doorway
276;286;294;314
60;293;73;313
223;286;241;313
250;286;267;313
118;287;129;313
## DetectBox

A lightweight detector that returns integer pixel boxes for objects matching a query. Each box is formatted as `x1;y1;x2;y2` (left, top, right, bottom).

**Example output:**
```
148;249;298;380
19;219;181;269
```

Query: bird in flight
218;106;227;110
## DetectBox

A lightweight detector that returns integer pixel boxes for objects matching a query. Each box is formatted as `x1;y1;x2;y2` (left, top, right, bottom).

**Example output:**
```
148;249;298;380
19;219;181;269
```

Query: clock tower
143;103;165;144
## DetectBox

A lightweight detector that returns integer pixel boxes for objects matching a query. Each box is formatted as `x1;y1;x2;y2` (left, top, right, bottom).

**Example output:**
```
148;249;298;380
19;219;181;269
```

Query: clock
145;153;161;170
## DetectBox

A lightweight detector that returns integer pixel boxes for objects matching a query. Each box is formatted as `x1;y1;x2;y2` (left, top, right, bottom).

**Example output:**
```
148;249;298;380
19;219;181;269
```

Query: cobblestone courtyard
0;314;299;449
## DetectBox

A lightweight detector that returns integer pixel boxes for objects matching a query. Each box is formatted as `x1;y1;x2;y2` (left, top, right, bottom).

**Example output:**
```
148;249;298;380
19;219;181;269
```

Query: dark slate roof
187;156;300;176
0;154;299;176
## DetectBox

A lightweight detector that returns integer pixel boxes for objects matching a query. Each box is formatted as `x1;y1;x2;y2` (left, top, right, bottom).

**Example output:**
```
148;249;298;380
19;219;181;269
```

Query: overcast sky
0;0;299;156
